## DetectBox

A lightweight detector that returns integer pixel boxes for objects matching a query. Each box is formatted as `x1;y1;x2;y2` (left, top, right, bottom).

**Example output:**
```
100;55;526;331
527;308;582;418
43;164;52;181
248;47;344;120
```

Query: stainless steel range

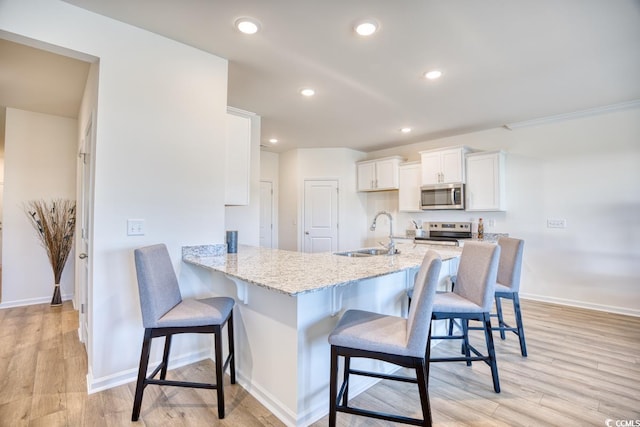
414;221;472;246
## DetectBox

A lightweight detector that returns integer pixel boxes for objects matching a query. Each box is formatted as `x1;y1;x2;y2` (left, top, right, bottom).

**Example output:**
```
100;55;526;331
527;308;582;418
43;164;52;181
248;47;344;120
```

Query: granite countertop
182;243;462;296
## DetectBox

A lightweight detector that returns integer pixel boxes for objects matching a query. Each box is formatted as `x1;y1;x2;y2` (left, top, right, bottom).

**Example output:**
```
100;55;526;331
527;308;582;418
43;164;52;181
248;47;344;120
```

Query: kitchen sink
335;248;399;257
334;251;373;257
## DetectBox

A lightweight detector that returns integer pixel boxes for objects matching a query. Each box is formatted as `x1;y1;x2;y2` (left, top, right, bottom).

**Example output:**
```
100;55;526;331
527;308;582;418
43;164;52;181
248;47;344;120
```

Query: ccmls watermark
605;419;640;427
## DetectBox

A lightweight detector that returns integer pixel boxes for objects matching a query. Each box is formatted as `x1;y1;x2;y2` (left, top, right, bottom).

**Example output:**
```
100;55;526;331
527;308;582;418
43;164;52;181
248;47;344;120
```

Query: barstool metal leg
512;293;527;357
415;359;432;426
214;325;225;419
482;313;500;393
132;329;153;421
495;296;506;339
329;346;338;427
342;356;351;406
462;319;471;365
160;334;172;380
227;313;236;383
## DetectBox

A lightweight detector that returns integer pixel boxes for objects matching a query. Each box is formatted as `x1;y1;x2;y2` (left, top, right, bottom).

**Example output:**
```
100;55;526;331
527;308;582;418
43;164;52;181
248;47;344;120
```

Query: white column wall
0;0;229;390
278;150;300;251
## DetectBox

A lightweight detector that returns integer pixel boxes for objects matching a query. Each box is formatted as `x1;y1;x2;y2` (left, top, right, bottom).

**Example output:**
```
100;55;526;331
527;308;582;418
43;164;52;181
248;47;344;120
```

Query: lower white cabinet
398;162;422;212
465;151;506;211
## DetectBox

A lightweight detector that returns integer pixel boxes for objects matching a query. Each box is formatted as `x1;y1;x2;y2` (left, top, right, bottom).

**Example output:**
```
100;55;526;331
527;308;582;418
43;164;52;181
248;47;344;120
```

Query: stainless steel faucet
370;211;396;255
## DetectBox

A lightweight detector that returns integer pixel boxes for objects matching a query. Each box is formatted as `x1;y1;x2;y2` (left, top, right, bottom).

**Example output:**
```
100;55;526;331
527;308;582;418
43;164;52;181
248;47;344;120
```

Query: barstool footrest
146;378;218;389
348;368;418;384
335;405;425;426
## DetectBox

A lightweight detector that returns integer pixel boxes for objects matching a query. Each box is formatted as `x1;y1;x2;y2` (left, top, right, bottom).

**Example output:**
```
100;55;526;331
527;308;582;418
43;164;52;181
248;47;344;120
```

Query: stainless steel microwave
420;183;465;210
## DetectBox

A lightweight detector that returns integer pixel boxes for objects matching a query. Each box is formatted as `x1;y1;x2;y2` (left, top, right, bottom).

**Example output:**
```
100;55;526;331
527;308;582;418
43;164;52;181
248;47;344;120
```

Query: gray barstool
328;250;442;426
430;241;502;393
131;244;235;421
494;237;526;356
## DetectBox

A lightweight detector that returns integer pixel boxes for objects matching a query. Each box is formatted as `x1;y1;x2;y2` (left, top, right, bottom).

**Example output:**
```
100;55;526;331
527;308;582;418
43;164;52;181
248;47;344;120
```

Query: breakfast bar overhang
183;243;461;427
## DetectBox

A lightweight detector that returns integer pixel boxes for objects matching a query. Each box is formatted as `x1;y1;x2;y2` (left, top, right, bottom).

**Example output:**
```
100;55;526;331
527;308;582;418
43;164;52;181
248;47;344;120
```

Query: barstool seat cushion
433;292;484;313
156;297;235;328
494;282;512;293
329;309;415;356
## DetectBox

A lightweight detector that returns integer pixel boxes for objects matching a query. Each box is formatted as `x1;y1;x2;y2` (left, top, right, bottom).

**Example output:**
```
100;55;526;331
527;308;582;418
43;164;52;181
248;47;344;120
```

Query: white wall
260;150;279;248
366;107;640;315
278;147;368;252
0;0;230;391
2;108;77;305
225;113;261;246
278;149;299;251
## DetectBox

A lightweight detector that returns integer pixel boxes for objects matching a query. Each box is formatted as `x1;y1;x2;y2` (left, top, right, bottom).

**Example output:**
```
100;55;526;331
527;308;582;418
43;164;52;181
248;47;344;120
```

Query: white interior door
259;181;273;248
303;180;338;253
78;116;94;346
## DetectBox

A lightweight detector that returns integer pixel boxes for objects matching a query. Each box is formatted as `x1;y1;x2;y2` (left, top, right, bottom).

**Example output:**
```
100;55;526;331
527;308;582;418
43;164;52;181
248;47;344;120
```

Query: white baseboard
235;371;298;427
520;293;640;317
86;349;212;394
235;362;401;427
0;293;73;309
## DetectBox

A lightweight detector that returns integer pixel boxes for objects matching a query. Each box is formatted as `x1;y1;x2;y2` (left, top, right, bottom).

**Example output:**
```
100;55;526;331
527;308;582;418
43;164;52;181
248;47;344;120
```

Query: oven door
421;183;464;210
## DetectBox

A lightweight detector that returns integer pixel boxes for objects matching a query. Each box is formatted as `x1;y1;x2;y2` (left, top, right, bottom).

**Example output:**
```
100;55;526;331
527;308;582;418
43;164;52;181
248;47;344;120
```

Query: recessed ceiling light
354;20;378;36
235;17;260;35
400;127;412;134
424;70;443;80
300;88;315;97
269;138;278;144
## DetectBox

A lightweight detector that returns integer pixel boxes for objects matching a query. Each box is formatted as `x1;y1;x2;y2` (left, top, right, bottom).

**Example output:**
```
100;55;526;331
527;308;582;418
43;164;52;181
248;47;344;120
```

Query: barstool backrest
406;250;442;356
497;237;524;292
134;244;183;328
454;242;500;311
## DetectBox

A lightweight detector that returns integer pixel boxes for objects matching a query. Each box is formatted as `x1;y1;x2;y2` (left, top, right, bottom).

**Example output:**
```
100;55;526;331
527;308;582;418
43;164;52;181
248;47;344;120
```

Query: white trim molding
520;293;640;318
504;99;640;130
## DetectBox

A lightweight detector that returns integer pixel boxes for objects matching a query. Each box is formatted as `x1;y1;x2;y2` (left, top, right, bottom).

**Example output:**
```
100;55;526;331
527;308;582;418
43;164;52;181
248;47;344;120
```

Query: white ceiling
3;1;640;153
0;38;91;153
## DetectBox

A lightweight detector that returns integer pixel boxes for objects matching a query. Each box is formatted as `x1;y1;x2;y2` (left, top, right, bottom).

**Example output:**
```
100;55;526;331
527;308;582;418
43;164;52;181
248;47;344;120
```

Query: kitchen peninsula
183;243;461;427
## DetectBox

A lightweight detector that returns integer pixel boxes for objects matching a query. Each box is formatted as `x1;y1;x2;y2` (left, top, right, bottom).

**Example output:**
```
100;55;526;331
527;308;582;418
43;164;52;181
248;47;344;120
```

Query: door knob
79;253;88;259
305;231;309;235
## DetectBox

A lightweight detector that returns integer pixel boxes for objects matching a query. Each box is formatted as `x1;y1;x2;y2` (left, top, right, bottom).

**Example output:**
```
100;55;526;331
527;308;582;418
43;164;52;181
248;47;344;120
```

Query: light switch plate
547;218;567;229
127;219;145;236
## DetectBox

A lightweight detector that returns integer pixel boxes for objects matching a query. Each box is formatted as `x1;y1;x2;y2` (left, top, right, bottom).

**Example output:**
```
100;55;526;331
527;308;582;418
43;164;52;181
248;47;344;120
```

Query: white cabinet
357;156;404;191
465;151;506;211
398;162;422;211
420;147;468;185
225;110;252;205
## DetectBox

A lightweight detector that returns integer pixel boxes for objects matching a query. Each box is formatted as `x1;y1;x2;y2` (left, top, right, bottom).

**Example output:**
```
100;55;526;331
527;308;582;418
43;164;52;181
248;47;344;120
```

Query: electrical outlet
127;219;145;236
488;219;496;227
547;218;567;229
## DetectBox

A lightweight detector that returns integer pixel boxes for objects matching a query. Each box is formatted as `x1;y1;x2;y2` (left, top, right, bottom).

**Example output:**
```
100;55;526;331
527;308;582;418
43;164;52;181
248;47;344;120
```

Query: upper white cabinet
357;156;404;191
398;162;422;211
225;109;252;205
420;147;468;185
465;151;506;211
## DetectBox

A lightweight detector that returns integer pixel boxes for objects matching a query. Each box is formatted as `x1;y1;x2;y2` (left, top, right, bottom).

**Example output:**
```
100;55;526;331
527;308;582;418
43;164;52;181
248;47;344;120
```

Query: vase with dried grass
25;199;76;306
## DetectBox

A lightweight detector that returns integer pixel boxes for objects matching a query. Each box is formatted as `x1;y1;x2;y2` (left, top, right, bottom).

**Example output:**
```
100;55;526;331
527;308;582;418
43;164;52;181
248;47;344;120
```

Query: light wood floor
0;299;638;426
